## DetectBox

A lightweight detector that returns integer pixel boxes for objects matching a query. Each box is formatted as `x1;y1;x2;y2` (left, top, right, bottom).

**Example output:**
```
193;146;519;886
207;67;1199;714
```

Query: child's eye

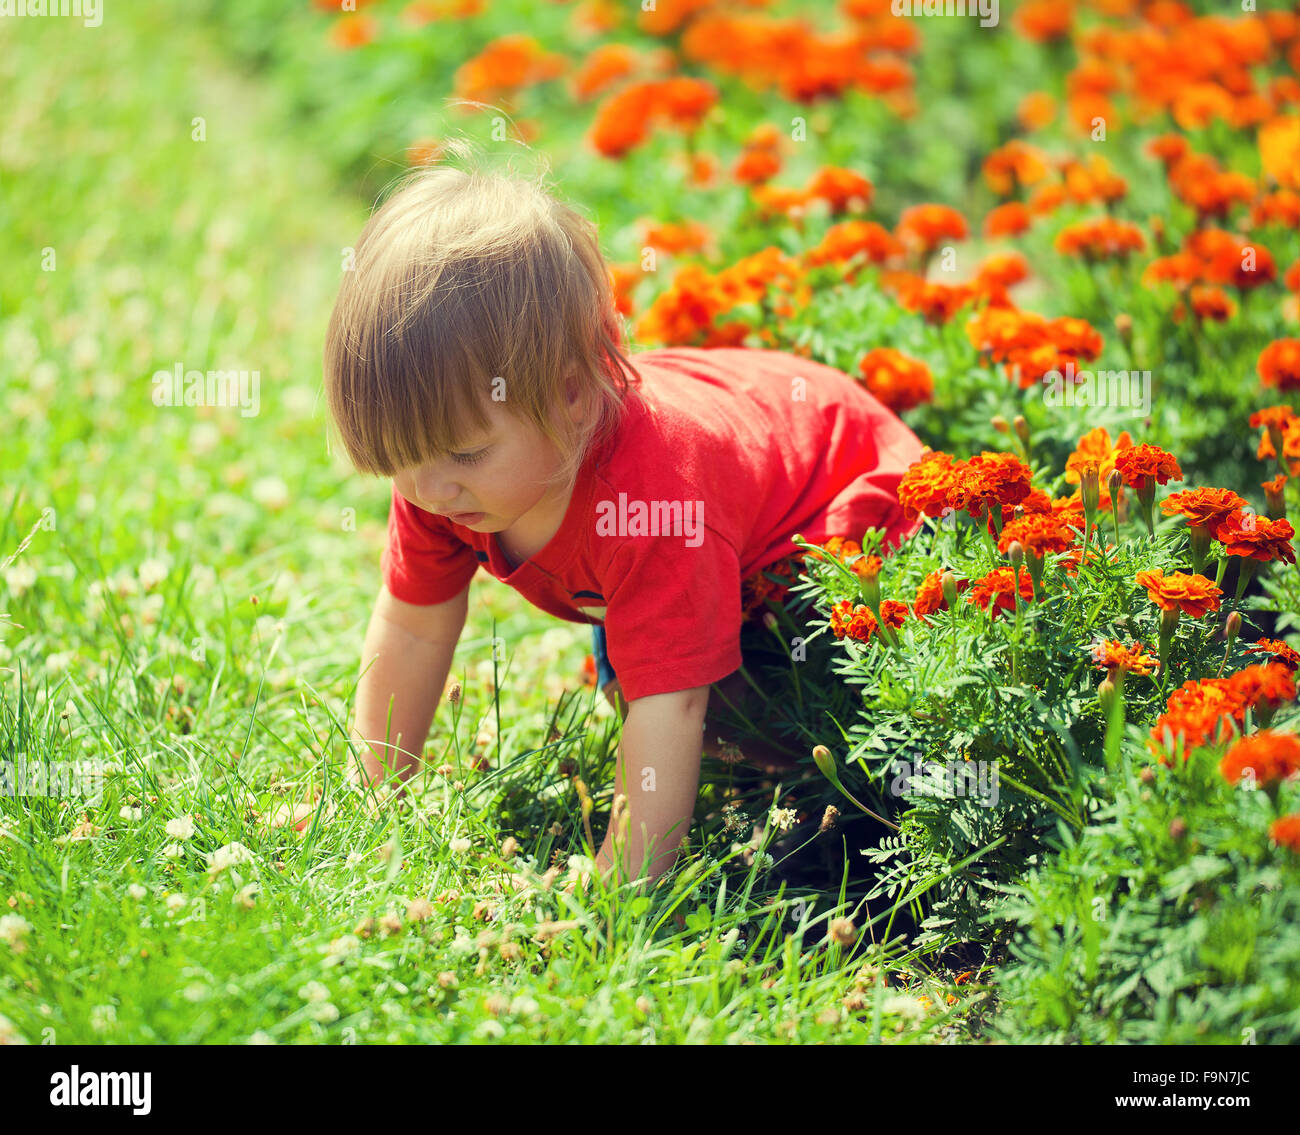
451;449;488;465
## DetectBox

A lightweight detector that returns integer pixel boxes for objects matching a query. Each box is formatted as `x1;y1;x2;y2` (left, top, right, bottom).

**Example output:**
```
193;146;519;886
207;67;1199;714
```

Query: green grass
0;4;982;1044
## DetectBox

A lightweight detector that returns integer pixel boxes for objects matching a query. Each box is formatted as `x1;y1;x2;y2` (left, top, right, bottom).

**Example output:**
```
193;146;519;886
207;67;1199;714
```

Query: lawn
2;0;1299;1046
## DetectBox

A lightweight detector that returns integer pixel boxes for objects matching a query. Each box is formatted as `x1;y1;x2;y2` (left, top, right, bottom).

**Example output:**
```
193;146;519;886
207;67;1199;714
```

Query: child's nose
415;468;461;510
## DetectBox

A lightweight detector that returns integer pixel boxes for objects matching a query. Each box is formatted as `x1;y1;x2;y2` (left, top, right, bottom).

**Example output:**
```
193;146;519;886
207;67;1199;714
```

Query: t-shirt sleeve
381;483;479;604
824;397;927;553
598;527;743;702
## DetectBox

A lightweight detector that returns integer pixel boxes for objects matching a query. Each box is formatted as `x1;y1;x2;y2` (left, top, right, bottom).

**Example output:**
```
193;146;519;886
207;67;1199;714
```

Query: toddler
323;158;924;888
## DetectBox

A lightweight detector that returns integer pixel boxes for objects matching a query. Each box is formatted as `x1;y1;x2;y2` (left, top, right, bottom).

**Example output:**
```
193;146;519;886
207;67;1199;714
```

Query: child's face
391;393;579;532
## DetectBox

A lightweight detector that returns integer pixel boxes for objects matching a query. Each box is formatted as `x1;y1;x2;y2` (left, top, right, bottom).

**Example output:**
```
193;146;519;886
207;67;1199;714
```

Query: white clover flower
44;652;74;676
448;932;475;958
323;935;361;963
246;1031;276;1045
161;843;184;860
250;476;291;511
448;837;471;854
165;893;187;912
233;882;260;908
770;807;797;832
190;423;221;455
119;805;142;822
751;852;774;872
165;815;195;841
307;1001;339;1023
127;884;148;901
3;563;36;596
509;995;540;1018
476;1019;505;1039
298;981;330;1003
0;914;32;948
108;571;138;598
206;841;255;873
137;559;169;590
566;854;596;876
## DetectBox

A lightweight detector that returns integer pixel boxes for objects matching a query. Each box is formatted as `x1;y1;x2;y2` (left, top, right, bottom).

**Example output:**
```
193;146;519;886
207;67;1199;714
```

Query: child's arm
349;582;469;792
592;685;711;888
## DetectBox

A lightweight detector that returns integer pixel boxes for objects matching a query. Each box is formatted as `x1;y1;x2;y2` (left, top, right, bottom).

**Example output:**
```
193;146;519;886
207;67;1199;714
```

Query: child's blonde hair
324;139;642;490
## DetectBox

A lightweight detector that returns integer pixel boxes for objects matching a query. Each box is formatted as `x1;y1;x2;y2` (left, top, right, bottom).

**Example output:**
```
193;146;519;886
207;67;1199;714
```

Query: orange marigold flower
1246;638;1300;672
1200;237;1278;291
814;535;863;563
1269;813;1300;853
984;202;1033;238
975;253;1030;289
1062;154;1126;205
895;204;969;255
996;513;1076;558
888;274;977;324
732;147;782;185
898;450;964;523
589;82;659;158
1286;260;1300;294
1065;426;1134;487
1212;510;1297;564
1027;182;1067;216
1260;115;1300;194
1225;662;1298;715
1146;133;1190;167
806;166;874;215
1160;487;1248;529
1134;568;1223;618
829;598;907;643
1092;640;1160;678
330;13;378;49
1013;0;1072;42
1017;91;1056;131
1259;339;1300;392
912;570;969;621
967;566;1035;620
804;221;903;271
1251;190;1300;229
1187;284;1237;322
1220;731;1300;788
982;140;1050;197
1113;444;1183;492
1149;678;1245;762
1142;252;1203;291
641;219;714;257
946;451;1034;520
1250;405;1297;431
1047;315;1104;362
858;348;934;413
1054;217;1146;260
571;43;638;100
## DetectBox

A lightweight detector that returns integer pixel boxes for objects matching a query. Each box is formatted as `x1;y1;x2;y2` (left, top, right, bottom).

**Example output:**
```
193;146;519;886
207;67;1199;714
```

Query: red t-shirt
382;346;925;701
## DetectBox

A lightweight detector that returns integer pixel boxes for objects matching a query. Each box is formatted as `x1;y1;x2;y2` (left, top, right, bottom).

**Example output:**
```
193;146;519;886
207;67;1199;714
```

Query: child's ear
564;374;586;421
